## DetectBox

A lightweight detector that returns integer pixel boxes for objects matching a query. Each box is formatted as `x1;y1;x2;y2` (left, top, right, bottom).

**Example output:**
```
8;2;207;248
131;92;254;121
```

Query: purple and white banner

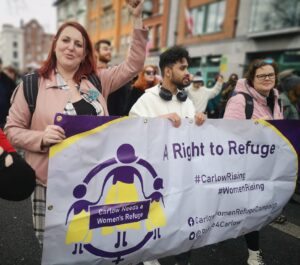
42;114;299;265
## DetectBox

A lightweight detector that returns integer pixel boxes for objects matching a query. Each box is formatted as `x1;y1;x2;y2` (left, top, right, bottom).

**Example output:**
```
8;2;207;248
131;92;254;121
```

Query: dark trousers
175;251;191;265
244;231;259;251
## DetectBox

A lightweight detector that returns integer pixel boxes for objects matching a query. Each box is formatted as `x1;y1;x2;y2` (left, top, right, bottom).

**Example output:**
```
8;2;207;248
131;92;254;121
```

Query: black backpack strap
87;73;102;94
237;92;254;119
22;71;39;115
278;98;282;110
21;72;102;115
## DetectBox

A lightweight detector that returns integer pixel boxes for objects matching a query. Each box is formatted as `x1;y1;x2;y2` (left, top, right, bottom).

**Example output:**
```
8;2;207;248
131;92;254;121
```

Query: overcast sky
0;0;57;33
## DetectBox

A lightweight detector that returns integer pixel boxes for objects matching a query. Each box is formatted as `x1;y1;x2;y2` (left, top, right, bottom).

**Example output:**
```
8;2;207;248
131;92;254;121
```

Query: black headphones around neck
159;86;188;102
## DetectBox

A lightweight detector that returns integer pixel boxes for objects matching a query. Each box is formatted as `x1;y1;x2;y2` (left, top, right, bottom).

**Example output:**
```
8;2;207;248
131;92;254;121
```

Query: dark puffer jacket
0;129;36;201
0;71;16;127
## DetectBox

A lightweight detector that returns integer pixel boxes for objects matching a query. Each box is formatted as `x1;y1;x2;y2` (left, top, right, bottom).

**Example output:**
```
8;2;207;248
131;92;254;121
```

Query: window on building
121;7;130;24
78;13;86;26
207;55;222;66
147;27;154;50
100;15;106;29
154;25;161;49
108;10;115;29
90;0;97;10
191;0;226;35
13;41;18;48
67;2;74;17
90;19;97;34
13;62;19;69
143;0;153;18
206;1;226;33
58;6;66;20
101;8;114;30
158;0;164;14
189;57;202;68
102;0;112;8
121;35;126;46
249;0;300;32
77;0;86;13
120;35;129;53
13;51;18;59
282;50;300;63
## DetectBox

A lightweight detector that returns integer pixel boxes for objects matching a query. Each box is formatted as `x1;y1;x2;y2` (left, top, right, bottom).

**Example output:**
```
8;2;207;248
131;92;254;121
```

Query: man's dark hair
94;39;111;52
159;45;190;77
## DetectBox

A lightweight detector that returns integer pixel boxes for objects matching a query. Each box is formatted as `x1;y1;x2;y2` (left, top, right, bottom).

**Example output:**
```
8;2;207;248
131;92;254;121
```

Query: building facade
54;0;88;28
87;0;130;59
0;24;24;70
237;0;300;76
53;0;300;82
174;0;240;83
171;0;300;84
86;0;169;65
143;0;169;66
22;20;54;71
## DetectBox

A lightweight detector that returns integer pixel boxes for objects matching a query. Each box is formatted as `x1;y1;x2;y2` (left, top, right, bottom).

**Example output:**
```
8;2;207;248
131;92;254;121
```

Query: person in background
278;73;300;199
205;74;225;118
130;45;205;265
0;128;36;201
279;74;300;119
187;71;223;114
224;59;283;265
5;0;147;245
94;38;131;116
0;59;17;129
218;73;239;117
94;39;113;69
3;66;19;83
125;64;160;114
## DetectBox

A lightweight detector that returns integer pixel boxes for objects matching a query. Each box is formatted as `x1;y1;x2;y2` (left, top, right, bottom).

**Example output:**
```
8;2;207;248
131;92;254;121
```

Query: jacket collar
236;79;280;106
44;70;96;94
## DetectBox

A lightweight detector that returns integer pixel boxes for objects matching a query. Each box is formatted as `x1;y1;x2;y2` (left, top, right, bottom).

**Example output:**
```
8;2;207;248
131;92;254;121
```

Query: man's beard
172;78;191;90
99;55;111;64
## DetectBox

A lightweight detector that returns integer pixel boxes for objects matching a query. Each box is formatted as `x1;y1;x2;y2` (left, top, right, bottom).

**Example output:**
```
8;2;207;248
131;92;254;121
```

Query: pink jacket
224;78;283;120
5;29;148;185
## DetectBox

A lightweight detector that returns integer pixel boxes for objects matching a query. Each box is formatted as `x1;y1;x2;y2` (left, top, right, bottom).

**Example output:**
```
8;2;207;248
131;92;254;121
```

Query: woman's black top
73;98;97;115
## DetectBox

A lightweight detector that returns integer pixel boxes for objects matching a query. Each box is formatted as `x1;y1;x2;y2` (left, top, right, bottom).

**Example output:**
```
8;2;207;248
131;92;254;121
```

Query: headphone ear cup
176;90;188;102
159;86;172;101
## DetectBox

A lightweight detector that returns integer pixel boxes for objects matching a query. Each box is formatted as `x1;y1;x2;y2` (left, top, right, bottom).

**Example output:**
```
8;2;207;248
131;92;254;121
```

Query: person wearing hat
187;71;224;113
279;74;300;119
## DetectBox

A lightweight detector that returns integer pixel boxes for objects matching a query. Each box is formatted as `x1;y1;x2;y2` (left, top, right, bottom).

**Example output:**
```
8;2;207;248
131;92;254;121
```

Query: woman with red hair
125;65;160;114
5;0;147;245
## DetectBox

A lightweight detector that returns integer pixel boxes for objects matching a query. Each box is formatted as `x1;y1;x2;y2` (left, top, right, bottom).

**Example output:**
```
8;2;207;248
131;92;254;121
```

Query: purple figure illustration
65;184;96;254
80;144;165;265
97;144;148;248
145;178;166;239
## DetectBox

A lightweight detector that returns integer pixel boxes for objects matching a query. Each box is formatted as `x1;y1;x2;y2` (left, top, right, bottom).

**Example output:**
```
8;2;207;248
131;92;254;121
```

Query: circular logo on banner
65;144;167;264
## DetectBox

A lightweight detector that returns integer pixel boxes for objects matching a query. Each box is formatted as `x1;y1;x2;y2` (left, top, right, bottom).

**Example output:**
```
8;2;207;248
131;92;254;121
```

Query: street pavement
0;197;299;265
